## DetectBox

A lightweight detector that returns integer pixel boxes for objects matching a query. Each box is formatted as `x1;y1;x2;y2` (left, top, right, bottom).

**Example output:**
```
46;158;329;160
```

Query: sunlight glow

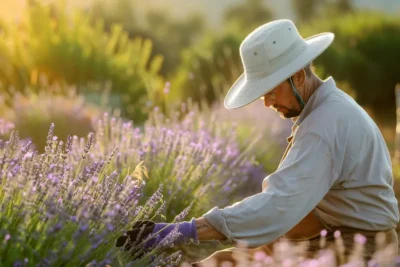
0;0;26;23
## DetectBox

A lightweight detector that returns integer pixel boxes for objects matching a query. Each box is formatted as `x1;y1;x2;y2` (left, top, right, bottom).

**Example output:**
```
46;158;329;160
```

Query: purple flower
4;234;11;242
158;226;181;248
174;203;192;222
79;224;89;233
334;230;341;238
354;233;367;244
320;229;328;237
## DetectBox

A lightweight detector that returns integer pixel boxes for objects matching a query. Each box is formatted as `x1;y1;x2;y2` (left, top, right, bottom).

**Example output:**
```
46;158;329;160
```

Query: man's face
261;79;302;119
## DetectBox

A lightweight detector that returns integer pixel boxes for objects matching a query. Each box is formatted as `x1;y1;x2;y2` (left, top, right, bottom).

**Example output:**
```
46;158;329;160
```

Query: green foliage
291;0;325;23
291;0;354;23
170;33;243;105
91;0;205;77
0;1;165;123
143;10;205;75
335;0;354;14
300;12;400;122
92;0;137;32
223;0;274;34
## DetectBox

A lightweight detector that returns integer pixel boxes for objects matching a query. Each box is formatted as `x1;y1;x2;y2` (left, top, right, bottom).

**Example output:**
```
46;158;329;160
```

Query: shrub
0;127;185;266
0;101;264;265
0;1;165;122
69;102;261;221
208;100;292;195
170;33;243;106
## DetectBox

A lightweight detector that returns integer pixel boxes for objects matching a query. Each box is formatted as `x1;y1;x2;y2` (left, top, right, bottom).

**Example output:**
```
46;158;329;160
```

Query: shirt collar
293;76;336;126
286;77;336;142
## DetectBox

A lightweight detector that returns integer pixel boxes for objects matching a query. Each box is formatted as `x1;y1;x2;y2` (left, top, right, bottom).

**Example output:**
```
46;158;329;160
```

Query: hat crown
240;19;307;80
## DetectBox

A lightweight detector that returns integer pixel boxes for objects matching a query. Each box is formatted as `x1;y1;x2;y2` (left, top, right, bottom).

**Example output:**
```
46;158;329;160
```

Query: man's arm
195;217;226;241
201;133;336;248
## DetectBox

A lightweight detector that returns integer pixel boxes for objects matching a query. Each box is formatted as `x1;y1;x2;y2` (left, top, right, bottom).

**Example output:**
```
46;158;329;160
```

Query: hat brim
224;32;334;110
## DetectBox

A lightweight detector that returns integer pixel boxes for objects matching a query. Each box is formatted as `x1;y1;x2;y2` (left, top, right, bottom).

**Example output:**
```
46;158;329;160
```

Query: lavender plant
210;100;291;163
66;102;260;222
0;1;165;122
0;125;186;266
196;99;292;197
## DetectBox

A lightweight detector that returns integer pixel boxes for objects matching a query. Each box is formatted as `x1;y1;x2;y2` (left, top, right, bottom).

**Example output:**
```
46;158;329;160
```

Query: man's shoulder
311;89;366;122
298;90;373;137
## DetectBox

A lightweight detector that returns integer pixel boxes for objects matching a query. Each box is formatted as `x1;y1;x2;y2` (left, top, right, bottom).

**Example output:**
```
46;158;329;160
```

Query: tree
336;0;353;13
291;0;323;23
224;0;274;34
91;1;205;76
143;10;205;75
170;32;243;105
291;0;353;23
91;0;137;32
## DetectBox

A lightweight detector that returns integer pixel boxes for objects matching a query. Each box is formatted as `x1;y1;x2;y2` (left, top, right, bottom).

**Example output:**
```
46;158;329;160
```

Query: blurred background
0;0;400;170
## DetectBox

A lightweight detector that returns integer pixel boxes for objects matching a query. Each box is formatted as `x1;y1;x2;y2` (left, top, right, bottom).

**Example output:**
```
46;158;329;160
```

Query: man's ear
293;69;306;89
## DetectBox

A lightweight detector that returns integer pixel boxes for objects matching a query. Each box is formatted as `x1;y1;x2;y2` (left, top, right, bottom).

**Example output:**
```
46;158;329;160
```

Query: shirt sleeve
202;132;337;248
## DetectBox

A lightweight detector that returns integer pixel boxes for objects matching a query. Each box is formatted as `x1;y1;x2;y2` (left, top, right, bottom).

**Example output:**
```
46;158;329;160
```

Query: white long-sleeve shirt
203;77;399;248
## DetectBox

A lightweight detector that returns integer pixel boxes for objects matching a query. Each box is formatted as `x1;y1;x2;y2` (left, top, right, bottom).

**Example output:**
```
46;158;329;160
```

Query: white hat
224;19;334;110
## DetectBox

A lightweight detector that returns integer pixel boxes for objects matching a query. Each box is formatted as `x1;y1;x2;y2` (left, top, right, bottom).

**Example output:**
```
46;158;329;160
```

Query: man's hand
195;217;226;241
115;217;226;260
116;220;156;251
116;218;199;255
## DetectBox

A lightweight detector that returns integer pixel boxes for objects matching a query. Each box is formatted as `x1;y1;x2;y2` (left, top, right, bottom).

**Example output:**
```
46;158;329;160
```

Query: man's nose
262;97;275;107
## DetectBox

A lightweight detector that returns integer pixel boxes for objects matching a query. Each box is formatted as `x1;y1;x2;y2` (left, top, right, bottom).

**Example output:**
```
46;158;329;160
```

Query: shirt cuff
203;207;233;244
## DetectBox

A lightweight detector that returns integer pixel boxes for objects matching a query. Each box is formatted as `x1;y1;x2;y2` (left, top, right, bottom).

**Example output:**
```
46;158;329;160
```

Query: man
117;19;399;265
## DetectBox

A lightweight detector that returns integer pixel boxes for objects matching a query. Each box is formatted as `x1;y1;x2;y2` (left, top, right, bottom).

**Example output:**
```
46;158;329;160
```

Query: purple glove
145;218;198;249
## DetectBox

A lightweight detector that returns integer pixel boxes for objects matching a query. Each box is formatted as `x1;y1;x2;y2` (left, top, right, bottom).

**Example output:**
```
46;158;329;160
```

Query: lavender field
1;101;399;266
0;102;289;266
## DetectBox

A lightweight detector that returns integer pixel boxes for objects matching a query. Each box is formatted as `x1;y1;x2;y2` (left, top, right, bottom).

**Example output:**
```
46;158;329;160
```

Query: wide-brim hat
224;19;334;110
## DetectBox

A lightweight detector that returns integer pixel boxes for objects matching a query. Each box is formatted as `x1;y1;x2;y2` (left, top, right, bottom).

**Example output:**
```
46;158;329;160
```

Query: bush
0;103;265;265
170;32;243;106
72;102;261;221
0;1;165;122
1;118;398;266
208;100;292;186
91;0;206;77
0;128;185;266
